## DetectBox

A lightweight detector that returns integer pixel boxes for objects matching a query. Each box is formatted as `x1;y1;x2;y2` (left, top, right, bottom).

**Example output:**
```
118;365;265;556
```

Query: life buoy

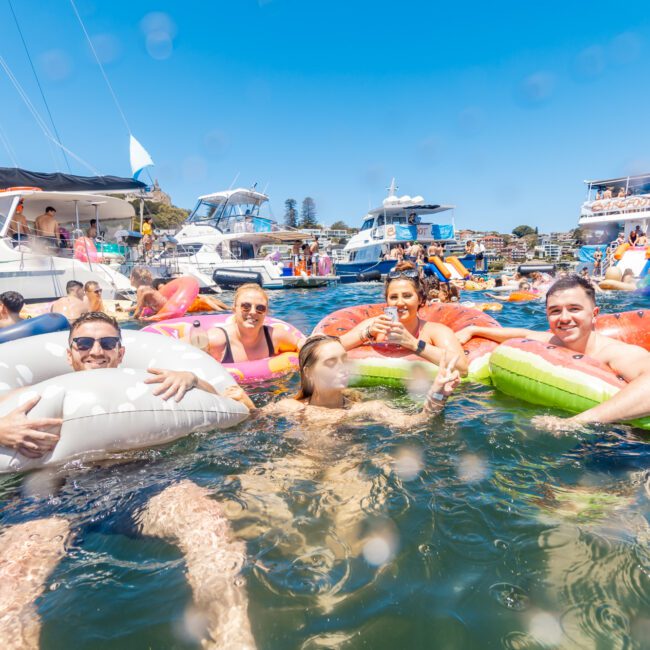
142;314;305;383
386;225;396;238
313;303;500;386
143;276;200;322
0;330;249;473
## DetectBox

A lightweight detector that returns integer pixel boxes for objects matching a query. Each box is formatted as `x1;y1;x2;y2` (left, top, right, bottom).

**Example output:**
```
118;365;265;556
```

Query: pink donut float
142;313;304;383
144;277;200;322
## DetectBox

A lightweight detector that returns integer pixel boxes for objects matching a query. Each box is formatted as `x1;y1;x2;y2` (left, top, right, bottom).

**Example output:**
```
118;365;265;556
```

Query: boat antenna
387;178;398;197
228;172;240;190
69;0;131;135
7;0;72;172
261;182;269;195
0;54;102;174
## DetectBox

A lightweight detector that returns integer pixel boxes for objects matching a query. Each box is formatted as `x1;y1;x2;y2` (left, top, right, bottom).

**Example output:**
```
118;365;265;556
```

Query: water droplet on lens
489;583;530;611
494;539;509;552
418;543;433;556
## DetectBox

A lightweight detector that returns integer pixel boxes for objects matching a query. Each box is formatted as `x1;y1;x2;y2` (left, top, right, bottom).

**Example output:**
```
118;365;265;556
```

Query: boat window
188;200;222;223
159;243;203;258
392;215;406;224
360;218;374;231
377;215;385;226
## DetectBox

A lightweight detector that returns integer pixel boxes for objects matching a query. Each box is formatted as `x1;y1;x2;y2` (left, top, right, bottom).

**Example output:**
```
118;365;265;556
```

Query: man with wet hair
456;274;650;429
50;280;88;320
0;290;25;328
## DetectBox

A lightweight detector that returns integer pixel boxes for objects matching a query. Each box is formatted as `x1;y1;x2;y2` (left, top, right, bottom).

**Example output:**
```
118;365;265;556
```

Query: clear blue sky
1;0;649;233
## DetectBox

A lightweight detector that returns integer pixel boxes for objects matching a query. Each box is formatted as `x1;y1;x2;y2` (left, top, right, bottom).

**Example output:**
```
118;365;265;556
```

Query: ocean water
2;283;650;649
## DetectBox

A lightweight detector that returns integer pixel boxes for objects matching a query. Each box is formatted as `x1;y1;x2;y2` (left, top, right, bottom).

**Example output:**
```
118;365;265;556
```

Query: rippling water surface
2;284;650;649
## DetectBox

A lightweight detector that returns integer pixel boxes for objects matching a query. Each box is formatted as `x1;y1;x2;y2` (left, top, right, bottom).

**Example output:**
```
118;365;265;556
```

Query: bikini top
218;325;275;364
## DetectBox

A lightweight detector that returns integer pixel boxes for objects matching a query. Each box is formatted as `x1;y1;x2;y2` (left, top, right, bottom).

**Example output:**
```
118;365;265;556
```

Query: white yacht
0;168;142;301
172;188;337;289
579;173;650;277
336;180;459;281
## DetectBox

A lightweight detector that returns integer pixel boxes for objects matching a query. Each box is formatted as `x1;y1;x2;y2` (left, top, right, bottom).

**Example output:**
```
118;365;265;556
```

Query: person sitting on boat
205;283;305;364
262;333;460;425
51;280;88;321
603;187;613;199
130;267;167;319
628;225;642;246
0;311;257;647
636;230;648;247
0;291;24;328
7;199;30;245
455;274;650;431
33;206;60;250
595;189;603;200
617;187;626;198
338;262;468;375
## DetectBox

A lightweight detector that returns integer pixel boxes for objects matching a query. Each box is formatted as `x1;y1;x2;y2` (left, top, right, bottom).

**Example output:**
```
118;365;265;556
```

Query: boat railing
582;194;650;218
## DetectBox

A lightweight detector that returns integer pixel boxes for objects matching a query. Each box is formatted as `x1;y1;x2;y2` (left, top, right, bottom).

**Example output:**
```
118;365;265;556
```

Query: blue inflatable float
0;313;69;344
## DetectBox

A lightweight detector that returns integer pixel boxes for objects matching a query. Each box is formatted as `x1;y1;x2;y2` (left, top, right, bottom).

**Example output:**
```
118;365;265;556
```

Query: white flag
129;135;154;179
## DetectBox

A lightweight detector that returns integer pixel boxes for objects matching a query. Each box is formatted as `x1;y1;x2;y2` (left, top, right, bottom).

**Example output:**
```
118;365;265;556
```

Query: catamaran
171;187;338;289
578;173;650;277
0;168;142;301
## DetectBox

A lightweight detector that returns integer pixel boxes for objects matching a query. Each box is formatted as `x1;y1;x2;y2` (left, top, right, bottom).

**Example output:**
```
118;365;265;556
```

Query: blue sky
1;0;649;233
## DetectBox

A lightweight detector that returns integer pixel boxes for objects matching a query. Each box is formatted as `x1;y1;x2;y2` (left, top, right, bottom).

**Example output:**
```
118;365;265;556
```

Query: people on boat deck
309;234;320;271
603;187;613;199
592;248;603;276
130;267;167;319
595;190;603;200
636;230;648;246
427;241;444;259
8;199;30;244
617;187;626;198
0;290;24;328
33;206;60;248
628;225;642;246
141;216;154;260
87;218;97;239
0;312;256;647
205;283;305;363
338;262;468;375
50;280;88;320
456;274;650;430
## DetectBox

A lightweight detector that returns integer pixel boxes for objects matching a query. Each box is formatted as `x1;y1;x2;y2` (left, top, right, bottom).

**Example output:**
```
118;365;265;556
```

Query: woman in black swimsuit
205;283;304;364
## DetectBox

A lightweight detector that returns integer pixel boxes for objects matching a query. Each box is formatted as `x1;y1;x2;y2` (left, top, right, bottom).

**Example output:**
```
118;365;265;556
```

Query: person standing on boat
7;199;31;245
291;239;301;268
309;235;320;273
141;216;154;261
87;218;98;239
34;206;60;250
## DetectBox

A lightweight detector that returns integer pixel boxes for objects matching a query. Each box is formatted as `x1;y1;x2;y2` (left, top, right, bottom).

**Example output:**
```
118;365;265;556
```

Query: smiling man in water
0;312;257;649
456;275;650;429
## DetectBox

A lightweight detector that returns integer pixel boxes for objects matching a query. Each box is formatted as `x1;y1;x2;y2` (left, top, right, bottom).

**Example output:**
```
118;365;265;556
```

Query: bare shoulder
262;398;305;416
421;321;455;339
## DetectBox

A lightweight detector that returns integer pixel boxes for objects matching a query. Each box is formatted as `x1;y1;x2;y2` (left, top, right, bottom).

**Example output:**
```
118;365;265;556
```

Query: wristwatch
414;339;426;355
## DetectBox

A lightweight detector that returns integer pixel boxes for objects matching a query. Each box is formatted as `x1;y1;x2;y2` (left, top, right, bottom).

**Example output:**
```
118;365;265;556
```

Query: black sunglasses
387;269;419;280
239;302;267;314
71;336;121;351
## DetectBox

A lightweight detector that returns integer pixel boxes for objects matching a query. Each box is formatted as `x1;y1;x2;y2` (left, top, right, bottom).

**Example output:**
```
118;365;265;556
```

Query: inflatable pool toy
187;295;228;313
73;237;99;263
143;276;200;322
445;256;471;279
142;314;305;383
506;291;539;302
313;303;501;387
489;309;650;429
429;256;452;280
0;330;249;473
489;338;650;429
0;313;68;343
459;301;503;312
598;280;637;291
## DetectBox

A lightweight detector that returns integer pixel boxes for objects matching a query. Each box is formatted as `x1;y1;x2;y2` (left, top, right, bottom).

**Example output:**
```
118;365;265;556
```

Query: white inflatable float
0;330;250;473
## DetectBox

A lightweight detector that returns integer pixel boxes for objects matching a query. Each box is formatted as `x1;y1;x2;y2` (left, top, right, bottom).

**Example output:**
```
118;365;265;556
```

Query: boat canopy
197;188;268;206
368;202;454;217
8;192;135;223
585;173;650;193
0;167;146;193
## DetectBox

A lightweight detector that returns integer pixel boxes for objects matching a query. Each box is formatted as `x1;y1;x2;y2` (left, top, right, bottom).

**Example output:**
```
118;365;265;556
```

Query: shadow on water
1;283;649;649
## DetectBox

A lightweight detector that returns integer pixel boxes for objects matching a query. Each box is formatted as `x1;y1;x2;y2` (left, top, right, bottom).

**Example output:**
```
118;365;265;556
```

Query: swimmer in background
338;262;468;375
130;267;167;319
50;280;88;320
83;280;105;313
0;312;256;649
456;275;650;431
0;291;24;328
205;283;304;363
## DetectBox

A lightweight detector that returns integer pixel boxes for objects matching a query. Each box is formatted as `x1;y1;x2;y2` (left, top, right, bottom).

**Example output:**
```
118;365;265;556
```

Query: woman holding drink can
339;262;468;375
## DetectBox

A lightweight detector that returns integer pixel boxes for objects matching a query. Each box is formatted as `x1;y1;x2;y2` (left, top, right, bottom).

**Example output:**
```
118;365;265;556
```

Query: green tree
129;200;189;230
284;198;298;228
300;197;318;228
330;220;351;231
512;225;535;238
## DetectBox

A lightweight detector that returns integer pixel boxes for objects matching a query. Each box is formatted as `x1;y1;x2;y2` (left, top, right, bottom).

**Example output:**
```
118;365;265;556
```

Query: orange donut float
313;303;500;386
